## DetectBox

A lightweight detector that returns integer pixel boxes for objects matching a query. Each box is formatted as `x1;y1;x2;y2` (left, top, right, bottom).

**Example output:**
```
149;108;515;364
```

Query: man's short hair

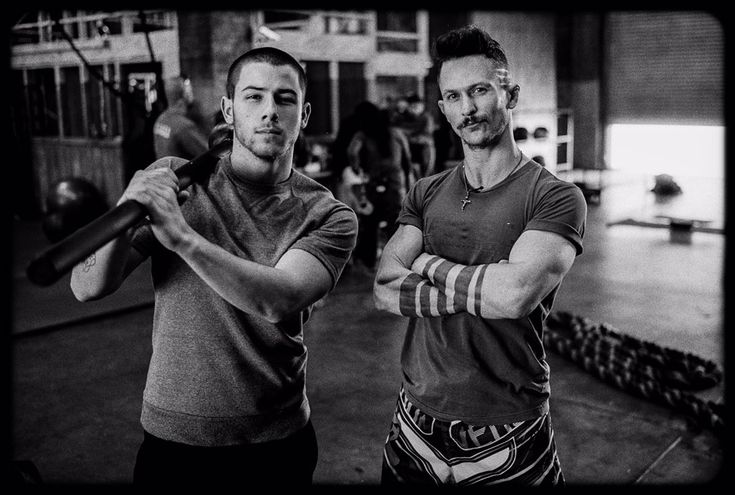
432;25;509;78
226;46;307;98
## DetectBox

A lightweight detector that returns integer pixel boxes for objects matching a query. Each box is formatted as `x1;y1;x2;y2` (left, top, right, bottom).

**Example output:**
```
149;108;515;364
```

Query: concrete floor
9;171;727;485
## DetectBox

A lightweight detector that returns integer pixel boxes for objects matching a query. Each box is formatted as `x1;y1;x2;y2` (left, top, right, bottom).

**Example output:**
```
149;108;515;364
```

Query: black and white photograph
7;7;726;486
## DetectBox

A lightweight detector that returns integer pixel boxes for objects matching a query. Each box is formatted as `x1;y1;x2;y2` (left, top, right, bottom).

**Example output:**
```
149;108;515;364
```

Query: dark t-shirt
397;158;586;425
153;101;209;160
130;154;358;446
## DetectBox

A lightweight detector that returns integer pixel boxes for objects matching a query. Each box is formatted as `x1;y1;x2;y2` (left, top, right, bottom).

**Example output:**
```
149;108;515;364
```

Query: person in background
401;93;437;178
71;46;358;486
335;161;375;274
330;101;372;179
374;25;587;486
389;95;410;128
153;75;209;159
347;101;410;270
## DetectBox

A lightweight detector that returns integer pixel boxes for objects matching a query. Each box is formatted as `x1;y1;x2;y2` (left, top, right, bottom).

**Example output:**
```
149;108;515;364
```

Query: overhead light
258;26;281;41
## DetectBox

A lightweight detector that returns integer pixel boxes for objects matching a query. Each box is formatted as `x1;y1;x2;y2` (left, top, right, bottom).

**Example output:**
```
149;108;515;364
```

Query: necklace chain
461;153;524;211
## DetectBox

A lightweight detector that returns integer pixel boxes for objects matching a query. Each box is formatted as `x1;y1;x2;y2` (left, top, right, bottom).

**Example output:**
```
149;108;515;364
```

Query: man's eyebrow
240;85;298;96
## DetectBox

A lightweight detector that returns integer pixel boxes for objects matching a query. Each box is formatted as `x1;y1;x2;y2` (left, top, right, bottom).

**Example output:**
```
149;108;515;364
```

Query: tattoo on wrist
82;253;96;272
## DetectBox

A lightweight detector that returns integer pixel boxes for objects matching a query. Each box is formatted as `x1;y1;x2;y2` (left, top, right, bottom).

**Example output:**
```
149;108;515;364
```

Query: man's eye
246;94;261;101
472;87;487;95
445;93;457;101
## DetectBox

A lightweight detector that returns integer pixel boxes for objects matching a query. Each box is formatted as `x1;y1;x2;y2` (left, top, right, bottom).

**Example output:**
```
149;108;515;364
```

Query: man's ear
437;99;446;118
300;101;312;129
507;85;520;110
221;96;234;124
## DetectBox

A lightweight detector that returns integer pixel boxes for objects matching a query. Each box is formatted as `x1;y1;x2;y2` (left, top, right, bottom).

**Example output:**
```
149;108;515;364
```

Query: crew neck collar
456;157;531;192
221;153;294;192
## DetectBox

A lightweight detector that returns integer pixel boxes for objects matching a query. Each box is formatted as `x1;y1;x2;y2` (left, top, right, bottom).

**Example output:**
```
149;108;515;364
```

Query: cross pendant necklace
461;172;483;210
460;154;524;211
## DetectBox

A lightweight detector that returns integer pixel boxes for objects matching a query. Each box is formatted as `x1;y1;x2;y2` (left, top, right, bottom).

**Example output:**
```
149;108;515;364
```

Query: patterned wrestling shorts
381;387;565;486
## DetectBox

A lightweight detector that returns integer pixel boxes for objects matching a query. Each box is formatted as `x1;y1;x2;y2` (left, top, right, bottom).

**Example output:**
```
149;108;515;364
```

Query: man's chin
254;145;289;161
462;135;491;149
461;129;505;150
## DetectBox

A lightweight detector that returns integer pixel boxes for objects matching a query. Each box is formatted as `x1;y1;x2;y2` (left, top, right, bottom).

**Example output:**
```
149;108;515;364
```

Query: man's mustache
459;117;486;128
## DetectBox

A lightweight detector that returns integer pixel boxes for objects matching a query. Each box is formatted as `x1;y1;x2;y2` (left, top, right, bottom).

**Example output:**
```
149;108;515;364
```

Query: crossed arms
373;224;577;320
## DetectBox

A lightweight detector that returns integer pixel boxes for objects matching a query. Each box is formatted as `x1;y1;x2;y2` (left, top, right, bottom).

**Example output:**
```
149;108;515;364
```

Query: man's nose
262;96;279;121
460;94;477;116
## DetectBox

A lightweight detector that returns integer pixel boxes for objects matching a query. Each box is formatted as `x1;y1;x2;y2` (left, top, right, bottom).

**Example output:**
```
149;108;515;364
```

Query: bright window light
608;124;724;179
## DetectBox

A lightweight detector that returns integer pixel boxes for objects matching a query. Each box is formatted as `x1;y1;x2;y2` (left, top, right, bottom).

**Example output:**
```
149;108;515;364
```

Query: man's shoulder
293;170;353;207
415;166;456;189
528;165;587;208
534;165;583;190
290;171;358;233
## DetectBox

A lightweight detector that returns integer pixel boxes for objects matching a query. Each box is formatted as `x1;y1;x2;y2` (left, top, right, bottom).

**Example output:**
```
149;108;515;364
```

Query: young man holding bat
71;47;357;486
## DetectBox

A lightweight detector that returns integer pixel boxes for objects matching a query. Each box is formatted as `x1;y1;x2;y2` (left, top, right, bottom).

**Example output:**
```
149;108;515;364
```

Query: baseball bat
26;139;232;287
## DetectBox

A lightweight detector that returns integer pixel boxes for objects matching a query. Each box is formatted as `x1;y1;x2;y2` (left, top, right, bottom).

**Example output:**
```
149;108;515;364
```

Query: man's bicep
508;229;577;280
275;248;334;300
379;223;424;274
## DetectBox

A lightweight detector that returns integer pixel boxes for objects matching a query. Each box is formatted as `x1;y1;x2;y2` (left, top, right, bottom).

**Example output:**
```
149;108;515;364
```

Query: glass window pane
27;68;59;136
376;12;416;32
377;37;418;52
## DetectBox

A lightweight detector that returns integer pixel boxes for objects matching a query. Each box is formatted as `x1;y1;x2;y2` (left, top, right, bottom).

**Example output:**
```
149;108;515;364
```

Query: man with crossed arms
374;25;586;485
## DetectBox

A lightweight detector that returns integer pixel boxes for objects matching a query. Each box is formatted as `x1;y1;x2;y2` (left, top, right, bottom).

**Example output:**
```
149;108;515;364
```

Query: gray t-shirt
131;154;357;446
152;101;209;160
397;159;586;425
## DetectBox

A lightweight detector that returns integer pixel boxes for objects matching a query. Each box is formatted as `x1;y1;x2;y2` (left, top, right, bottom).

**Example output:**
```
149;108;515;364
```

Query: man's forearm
373;223;462;318
374;270;451;318
175;229;324;323
70;232;136;302
411;253;524;319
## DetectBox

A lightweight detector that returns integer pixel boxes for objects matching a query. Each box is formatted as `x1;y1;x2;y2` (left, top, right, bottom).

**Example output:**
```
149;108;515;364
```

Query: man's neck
462;139;523;190
230;141;293;184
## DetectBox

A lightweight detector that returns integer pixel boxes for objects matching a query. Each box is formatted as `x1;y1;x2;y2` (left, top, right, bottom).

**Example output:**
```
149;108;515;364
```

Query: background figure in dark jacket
153;75;209;159
396;93;437;178
346;101;409;269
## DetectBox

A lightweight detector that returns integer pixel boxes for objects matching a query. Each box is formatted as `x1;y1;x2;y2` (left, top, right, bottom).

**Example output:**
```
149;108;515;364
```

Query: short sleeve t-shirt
397;158;586;425
130;154;358;446
153;103;209;160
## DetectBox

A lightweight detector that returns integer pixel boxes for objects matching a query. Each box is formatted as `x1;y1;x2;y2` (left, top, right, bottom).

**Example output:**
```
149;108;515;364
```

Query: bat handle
25;139;232;286
25;200;148;287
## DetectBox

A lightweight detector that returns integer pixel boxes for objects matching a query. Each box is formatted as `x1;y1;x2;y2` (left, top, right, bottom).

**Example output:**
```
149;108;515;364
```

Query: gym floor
9;171;726;486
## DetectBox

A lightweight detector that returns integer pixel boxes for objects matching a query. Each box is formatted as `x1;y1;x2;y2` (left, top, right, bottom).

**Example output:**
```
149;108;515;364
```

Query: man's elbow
260;286;326;324
70;283;105;303
505;299;534;320
506;278;558;319
372;280;392;313
373;292;388;313
260;296;298;324
261;309;288;324
499;286;537;319
70;271;118;302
